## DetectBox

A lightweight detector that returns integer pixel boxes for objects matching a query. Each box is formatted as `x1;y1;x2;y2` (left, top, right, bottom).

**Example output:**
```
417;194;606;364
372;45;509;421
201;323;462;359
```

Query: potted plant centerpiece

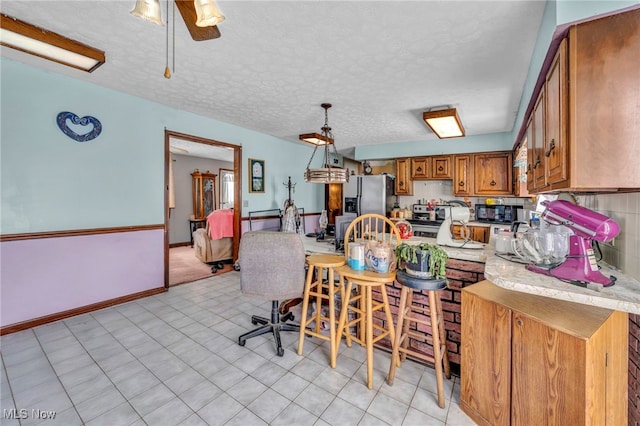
394;242;448;279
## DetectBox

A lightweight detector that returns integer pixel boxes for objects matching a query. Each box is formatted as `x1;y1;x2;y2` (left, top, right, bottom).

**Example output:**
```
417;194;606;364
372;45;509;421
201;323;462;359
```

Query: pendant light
130;0;163;25
194;0;225;27
301;104;349;184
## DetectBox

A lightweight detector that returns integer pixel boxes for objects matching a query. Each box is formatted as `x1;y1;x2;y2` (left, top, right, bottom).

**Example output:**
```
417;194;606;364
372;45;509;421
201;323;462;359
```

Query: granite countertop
392;236;640;314
301;234;640;314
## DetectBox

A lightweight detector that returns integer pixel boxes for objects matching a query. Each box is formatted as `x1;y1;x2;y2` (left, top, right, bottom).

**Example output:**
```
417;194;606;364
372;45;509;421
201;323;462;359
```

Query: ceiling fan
132;0;223;41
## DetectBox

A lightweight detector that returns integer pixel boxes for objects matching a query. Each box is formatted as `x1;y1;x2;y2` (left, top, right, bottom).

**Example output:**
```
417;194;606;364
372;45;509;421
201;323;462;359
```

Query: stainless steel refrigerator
343;175;395;217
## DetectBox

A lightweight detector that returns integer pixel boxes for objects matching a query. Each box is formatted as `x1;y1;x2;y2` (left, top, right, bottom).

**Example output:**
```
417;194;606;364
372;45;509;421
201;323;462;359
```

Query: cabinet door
511;312;586;425
472;226;490;243
453;155;473;196
461;291;511;426
526;117;535;192
544;38;568;187
474;152;513;195
395;158;413;195
431;155;452;179
410;157;430;179
532;91;546;190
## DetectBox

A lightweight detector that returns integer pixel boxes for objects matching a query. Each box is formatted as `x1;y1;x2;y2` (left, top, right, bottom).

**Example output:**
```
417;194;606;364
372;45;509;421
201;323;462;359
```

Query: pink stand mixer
524;200;620;287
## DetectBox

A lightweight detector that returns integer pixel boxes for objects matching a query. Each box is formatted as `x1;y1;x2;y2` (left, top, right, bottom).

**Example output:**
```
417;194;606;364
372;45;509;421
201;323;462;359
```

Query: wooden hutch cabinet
191;170;217;219
462;281;627;426
395;158;413;195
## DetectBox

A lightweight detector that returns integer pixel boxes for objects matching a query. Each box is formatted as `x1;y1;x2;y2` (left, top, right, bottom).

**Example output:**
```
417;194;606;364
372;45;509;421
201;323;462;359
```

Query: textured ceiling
1;0;545;159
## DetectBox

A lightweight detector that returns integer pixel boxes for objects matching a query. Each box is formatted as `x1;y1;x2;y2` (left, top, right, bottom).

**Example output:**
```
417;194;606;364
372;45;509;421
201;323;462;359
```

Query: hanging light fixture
301;103;349;184
194;0;225;27
131;0;163;25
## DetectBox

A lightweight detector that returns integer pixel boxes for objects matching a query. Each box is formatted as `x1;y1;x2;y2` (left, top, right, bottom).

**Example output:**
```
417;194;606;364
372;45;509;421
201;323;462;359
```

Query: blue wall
0;59;324;235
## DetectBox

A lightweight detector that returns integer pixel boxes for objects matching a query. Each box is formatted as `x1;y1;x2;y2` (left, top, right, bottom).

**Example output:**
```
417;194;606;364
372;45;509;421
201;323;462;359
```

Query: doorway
164;129;242;288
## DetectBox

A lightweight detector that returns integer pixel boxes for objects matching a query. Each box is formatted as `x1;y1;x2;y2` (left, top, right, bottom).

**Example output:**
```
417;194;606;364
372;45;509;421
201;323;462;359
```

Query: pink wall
0;229;165;327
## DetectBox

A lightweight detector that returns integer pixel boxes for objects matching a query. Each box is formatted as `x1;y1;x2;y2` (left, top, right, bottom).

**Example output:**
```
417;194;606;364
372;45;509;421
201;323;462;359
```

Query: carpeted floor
169;245;234;286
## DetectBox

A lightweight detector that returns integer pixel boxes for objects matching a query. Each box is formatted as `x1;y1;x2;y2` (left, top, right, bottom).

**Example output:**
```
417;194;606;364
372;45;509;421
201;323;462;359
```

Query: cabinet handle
416;166;422;172
399;181;404;187
544;139;556;157
458;181;464;187
516;319;523;327
533;156;541;169
438;166;444;172
490;180;496;186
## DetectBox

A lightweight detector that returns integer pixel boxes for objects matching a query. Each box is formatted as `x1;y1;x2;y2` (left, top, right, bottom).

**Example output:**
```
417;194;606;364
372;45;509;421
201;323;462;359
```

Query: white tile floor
0;271;476;426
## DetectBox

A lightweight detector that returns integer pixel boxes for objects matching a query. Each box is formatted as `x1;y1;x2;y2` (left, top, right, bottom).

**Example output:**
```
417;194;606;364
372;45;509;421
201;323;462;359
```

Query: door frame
164;129;242;288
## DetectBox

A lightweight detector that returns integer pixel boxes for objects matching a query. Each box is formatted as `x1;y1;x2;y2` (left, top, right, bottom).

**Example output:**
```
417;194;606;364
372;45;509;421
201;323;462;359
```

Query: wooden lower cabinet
452;225;490;243
461;281;627;426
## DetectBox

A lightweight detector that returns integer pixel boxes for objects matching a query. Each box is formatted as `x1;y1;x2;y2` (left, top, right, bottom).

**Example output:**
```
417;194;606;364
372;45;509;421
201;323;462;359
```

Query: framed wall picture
248;158;265;193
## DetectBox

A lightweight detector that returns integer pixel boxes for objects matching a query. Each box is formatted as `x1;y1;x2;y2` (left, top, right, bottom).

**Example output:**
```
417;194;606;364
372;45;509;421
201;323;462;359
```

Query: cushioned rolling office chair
237;231;306;356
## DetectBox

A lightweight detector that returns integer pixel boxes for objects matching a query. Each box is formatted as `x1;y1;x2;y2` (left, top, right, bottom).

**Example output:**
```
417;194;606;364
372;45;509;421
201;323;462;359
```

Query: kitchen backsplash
397;180;537;211
398;182;639;281
579;192;640;282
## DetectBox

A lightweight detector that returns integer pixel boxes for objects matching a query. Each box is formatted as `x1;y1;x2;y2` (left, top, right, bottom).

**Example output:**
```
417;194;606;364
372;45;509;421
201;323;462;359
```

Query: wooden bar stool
333;213;401;389
297;254;346;367
387;270;451;408
334;267;398;389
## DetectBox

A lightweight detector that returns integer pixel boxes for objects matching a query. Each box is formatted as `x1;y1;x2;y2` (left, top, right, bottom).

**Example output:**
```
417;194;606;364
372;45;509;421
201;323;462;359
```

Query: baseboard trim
0;287;167;335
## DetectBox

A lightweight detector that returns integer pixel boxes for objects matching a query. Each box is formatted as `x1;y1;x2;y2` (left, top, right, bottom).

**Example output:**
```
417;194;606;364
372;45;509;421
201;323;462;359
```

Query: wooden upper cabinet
410;157;430;179
522;8;640;192
474;152;513;195
431;155;452;179
566;8;640;191
395;158;413;195
544;39;568;187
531;90;546;191
453;154;473;196
410;155;452;180
525;116;535;191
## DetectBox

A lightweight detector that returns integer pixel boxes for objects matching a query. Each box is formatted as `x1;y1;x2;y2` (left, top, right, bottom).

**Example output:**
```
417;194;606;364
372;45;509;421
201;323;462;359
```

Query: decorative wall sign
56;111;102;142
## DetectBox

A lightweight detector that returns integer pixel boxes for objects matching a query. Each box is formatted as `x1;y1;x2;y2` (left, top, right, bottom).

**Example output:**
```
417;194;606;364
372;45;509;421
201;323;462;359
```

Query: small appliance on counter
475;204;522;223
513;200;620;287
436;203;485;249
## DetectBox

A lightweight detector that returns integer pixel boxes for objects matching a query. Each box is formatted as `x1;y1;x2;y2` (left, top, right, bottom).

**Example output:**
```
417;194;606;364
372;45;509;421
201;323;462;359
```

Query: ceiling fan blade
175;0;221;41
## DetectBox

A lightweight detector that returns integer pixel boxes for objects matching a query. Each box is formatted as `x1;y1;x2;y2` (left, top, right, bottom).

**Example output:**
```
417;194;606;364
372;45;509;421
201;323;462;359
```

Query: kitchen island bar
301;234;640;423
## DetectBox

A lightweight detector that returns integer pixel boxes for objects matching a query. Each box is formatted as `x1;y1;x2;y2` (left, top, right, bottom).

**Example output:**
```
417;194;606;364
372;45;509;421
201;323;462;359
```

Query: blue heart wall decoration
56;112;102;142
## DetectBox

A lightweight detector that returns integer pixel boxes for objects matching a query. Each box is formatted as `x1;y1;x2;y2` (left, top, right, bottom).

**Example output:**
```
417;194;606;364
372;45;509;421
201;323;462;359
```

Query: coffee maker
524;200;620;287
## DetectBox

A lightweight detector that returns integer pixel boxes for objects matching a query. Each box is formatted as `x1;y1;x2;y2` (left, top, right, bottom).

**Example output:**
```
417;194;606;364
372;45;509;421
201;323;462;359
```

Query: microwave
475;204;522;223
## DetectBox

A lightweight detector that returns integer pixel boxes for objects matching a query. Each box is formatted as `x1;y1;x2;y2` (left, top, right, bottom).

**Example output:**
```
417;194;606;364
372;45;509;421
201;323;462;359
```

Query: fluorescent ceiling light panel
0;14;105;73
423;108;465;139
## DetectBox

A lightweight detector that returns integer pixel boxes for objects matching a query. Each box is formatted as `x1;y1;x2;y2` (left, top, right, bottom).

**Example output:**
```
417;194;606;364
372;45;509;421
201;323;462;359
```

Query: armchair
237;231;306;356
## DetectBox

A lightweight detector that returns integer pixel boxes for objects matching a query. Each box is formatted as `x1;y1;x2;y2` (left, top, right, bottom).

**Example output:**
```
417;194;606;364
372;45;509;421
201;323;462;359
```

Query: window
220;168;234;208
